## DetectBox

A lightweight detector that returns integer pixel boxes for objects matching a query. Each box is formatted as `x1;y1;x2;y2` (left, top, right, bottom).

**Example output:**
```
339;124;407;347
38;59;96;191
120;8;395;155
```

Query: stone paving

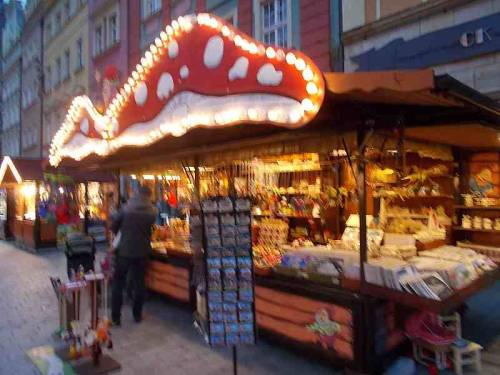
0;240;499;375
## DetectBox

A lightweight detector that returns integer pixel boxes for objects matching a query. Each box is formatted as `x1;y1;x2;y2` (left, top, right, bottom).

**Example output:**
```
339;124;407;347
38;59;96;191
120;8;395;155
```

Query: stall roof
0;157;44;185
324;70;500;150
0;156;115;185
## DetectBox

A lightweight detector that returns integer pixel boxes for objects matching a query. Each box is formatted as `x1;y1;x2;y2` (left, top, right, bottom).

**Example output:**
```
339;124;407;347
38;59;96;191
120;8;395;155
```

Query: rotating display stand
192;196;256;374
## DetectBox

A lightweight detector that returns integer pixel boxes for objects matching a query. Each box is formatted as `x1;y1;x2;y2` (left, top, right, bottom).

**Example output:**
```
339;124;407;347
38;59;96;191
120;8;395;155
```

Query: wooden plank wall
146;260;191;303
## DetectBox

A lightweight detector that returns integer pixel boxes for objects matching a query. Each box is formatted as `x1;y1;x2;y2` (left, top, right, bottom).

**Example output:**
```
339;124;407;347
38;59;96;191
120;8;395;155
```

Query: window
45;66;52;92
64;0;71;21
261;0;289;47
46;20;52;38
94;25;103;55
76;38;84;70
56;57;61;85
55;11;62;32
109;14;118;45
141;0;161;20
64;49;70;80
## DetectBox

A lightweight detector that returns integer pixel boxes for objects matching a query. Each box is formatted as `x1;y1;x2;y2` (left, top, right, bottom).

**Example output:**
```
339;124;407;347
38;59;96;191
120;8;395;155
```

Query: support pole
232;346;238;375
357;129;368;286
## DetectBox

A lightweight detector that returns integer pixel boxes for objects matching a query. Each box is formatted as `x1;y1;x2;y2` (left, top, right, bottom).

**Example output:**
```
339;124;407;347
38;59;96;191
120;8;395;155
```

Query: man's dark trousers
112;256;147;322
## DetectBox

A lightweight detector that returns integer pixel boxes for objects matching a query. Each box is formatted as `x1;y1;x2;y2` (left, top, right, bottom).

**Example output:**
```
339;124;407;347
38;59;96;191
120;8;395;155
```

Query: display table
147;250;194;306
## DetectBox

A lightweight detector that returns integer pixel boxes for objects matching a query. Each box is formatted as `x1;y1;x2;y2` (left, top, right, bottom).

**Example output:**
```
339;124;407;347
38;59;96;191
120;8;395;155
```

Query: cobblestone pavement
0;240;499;375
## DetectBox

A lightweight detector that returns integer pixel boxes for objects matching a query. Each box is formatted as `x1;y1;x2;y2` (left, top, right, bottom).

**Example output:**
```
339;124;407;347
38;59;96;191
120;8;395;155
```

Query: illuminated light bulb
209;18;219;29
140;57;147;67
155;38;162;48
132;71;139;80
166;25;174;36
276;49;285;61
295;58;306;71
160;31;168;41
145;51;153;62
289;108;304;123
266;47;276;59
268;109;279;122
197;14;207;25
128;77;135;87
302;67;314;81
124;84;131;94
286;52;296;65
247;108;265;121
301;98;315;112
234;35;242;46
150;44;158;54
221;26;230;36
306;82;318;95
249;43;258;54
172;20;180;31
241;39;250;51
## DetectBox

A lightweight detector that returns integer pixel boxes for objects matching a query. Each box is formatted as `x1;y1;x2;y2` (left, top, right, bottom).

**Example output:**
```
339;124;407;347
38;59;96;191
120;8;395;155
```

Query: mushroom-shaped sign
49;13;325;167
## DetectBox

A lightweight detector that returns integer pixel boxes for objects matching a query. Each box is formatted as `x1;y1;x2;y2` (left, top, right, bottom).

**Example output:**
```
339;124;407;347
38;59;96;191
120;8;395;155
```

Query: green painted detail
330;0;343;71
207;0;239;26
291;0;300;49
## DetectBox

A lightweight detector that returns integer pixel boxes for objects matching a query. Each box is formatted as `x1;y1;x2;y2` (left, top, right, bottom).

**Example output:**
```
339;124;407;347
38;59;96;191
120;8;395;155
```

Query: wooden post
84;182;89;234
357;129;368;286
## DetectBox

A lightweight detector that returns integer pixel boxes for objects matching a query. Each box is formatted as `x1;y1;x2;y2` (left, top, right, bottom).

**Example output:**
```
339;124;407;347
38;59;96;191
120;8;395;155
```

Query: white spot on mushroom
257;64;283;86
203;36;224;69
80;118;89;134
168;41;179;58
180;65;189;79
157;73;174;99
228;57;249;81
134;82;148;106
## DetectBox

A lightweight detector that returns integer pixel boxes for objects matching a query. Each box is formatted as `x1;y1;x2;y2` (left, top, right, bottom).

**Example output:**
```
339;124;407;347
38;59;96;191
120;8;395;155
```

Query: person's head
138;185;152;198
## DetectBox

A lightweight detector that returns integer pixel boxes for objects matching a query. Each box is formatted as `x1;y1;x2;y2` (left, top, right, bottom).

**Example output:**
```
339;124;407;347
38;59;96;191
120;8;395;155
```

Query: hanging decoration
49;13;325;166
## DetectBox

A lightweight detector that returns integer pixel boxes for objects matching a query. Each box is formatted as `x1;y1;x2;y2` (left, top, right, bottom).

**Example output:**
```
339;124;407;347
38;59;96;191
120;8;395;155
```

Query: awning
0;157;44;185
0;156;115;185
324;70;500;150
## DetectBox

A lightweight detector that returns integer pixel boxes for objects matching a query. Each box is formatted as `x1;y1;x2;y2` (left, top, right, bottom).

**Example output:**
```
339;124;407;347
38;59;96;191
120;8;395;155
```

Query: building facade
342;0;500;99
21;0;46;157
43;0;89;157
88;0;129;109
1;0;24;157
127;0;340;73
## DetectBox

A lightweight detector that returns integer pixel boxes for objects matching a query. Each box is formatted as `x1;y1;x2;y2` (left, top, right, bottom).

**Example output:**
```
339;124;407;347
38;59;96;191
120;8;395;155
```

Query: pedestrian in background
111;186;156;325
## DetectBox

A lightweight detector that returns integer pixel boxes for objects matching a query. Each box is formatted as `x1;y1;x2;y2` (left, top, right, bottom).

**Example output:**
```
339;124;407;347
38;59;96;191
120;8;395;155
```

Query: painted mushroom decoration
49;13;325;167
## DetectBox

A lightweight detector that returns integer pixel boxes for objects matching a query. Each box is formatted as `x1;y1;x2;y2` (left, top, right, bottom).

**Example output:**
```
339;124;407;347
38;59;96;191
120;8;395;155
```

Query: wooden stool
452;340;482;375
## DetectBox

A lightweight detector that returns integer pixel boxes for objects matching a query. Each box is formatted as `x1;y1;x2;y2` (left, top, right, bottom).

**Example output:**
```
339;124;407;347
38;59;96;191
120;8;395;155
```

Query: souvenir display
196;196;255;347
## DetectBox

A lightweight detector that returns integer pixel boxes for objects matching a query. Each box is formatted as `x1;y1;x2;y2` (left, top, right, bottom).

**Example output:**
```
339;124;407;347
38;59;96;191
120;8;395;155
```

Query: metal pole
232;346;238;375
357;129;367;286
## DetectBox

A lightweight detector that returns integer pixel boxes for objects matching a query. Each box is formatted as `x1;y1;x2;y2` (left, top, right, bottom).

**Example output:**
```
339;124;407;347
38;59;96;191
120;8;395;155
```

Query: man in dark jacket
111;186;156;324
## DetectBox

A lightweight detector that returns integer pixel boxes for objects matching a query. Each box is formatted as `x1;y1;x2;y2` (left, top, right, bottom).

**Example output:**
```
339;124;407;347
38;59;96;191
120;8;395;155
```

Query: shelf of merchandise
454;205;500;211
385;214;429;219
253;214;321;220
360;270;498;314
453;227;500;234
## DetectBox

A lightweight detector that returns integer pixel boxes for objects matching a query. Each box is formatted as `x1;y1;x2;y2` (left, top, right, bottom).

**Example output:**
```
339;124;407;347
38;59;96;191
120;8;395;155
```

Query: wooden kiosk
48;14;499;373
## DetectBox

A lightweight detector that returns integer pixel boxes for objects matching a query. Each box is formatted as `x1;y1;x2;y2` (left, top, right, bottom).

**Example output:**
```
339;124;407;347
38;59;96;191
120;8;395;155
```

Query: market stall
0;156;117;250
48;14;499;373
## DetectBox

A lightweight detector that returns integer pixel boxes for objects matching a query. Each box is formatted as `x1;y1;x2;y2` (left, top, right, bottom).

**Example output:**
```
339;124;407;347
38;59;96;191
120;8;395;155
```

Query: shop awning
0;157;44;185
324;70;500;150
0;156;115;185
